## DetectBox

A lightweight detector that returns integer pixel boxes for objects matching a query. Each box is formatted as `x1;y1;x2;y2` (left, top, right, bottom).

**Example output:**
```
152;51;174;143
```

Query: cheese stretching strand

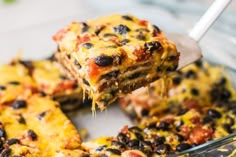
53;14;180;111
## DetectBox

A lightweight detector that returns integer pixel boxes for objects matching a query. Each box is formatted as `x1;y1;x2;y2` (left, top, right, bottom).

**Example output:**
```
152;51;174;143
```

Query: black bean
74;60;81;68
38;112;46;120
18;115;26;124
12;100;27;109
95;26;105;35
175;120;184;128
94;55;113;67
156;144;171;155
208;109;222;119
128;139;140;148
194;60;203;67
166;65;178;72
136;33;146;40
176;134;185;142
177;109;188;116
216;77;227;86
120;39;130;45
146;123;158;130
82;43;93;49
203;116;213;124
154;136;165;146
113;24;130;35
19;60;34;70
81;22;89;33
128;126;142;133
111;141;126;148
106;148;121;155
7;138;20;145
220;88;231;100
121;15;133;21
159;121;169;131
27;130;37;141
8;81;20;85
223;124;233;134
0;85;6;90
141;109;149;116
176;143;191;152
1;148;11;157
144;41;162;53
184;70;196;79
96;145;107;152
103;33;118;38
117;133;129;144
0;128;6;138
67;54;71;59
83;79;90;86
172;76;182;85
191;88;199;96
102;70;119;80
0;139;3;150
153;25;161;34
135;132;144;141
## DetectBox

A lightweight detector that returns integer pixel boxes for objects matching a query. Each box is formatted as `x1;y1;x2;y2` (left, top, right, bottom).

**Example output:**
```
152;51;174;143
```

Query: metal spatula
167;0;232;69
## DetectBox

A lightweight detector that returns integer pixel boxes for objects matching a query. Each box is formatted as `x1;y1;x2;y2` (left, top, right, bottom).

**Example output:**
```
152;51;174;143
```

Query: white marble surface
0;0;235;140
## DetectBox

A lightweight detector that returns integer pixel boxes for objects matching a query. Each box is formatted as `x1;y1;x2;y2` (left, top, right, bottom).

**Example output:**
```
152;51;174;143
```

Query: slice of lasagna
53;14;180;111
0;94;88;156
8;59;89;112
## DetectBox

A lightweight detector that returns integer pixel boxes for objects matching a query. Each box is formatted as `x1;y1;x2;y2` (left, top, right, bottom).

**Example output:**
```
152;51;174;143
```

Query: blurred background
0;0;235;139
0;0;235;66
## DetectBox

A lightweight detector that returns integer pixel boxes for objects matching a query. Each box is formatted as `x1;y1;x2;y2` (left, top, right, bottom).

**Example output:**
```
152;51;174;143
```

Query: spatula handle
189;0;232;42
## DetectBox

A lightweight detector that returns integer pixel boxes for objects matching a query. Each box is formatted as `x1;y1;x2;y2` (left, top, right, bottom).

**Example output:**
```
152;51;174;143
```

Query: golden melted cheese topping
53;14;178;85
0;95;86;156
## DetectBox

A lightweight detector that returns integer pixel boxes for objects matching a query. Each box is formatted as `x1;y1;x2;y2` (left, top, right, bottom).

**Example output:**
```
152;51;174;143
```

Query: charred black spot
121;15;133;21
95;26;105;35
81;22;89;33
153;25;161;34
